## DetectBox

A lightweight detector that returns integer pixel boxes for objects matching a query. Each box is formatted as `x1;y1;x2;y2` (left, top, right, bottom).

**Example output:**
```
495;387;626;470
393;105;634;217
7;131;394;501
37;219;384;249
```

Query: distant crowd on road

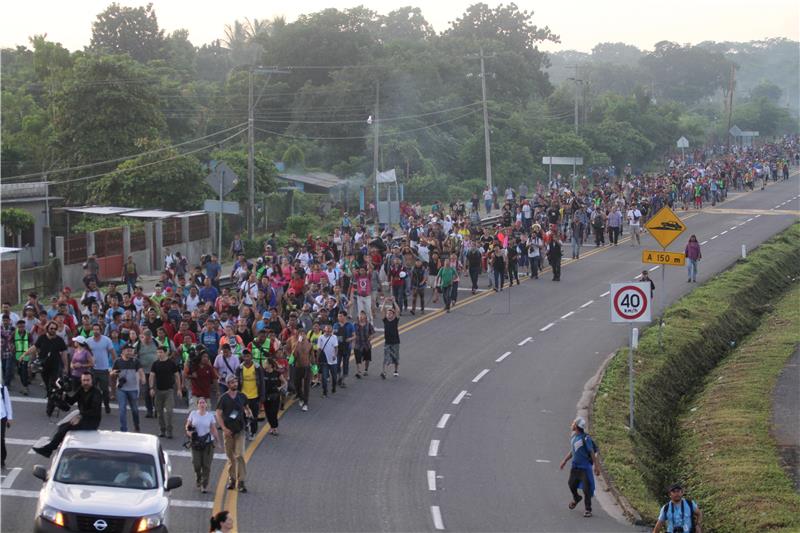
1;134;797;497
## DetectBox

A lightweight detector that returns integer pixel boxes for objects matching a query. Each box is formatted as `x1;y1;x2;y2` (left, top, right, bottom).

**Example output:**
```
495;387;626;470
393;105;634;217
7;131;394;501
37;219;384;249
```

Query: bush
285;214;320;237
447;184;471;202
405;175;449;203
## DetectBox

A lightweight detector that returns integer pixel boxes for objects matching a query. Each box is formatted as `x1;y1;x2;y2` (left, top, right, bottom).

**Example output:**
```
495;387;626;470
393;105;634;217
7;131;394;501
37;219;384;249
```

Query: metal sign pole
630;327;639;431
218;171;224;261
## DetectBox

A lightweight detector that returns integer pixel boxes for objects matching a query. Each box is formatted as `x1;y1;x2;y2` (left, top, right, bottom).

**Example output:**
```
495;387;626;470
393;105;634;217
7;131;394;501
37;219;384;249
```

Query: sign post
205;161;239;260
676;136;689;161
610;282;651;431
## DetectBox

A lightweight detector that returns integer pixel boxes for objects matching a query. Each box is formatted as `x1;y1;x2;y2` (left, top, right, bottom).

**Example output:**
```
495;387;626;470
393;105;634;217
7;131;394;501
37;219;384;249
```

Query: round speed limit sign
610;283;651;323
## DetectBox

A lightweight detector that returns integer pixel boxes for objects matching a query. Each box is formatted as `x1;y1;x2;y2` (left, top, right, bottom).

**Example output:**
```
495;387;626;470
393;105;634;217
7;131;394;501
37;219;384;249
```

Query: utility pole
373;79;380;208
248;66;289;239
568;66;583;135
479;46;493;191
726;63;736;152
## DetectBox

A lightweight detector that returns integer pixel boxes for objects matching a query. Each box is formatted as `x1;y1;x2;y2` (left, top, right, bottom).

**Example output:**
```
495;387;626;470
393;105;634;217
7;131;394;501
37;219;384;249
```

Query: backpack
662;499;696;533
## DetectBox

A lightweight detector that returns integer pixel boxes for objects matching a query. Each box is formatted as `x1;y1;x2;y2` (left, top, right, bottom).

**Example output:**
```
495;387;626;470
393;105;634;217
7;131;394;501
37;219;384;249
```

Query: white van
32;430;182;533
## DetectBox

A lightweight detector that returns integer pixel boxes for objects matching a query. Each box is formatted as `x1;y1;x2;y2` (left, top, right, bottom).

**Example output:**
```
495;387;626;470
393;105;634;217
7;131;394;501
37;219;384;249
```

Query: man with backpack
559;416;600;518
216;375;252;493
653;483;702;533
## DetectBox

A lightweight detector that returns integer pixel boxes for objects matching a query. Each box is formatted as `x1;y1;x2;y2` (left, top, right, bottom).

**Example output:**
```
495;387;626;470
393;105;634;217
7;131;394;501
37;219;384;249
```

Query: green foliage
71;216;143;233
732;97;796;138
285;214;319;237
208;147;277;204
1;207;35;235
404;175;450;203
90;2;165;62
282;144;305;169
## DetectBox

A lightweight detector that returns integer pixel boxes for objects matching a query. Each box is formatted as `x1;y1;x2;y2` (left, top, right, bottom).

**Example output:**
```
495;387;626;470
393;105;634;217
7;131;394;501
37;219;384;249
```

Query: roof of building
277;171;344;190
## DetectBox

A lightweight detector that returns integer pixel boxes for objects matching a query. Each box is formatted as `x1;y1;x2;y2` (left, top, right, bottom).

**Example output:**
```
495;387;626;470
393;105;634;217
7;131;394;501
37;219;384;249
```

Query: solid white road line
428;440;440;457
540;323;554;332
600;291;610;297
427;470;437;491
472;369;490;383
517;337;532;346
580;300;594;308
0;489;213;509
6;438;226;460
431;506;445;530
560;311;574;319
649;266;660;271
9;396;191;414
436;414;451;429
495;351;512;363
0;467;22;489
452;391;468;405
700;241;708;245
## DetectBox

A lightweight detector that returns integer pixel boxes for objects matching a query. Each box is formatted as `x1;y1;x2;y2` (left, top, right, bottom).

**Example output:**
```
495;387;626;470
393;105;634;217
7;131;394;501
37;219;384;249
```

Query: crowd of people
0;136;797;505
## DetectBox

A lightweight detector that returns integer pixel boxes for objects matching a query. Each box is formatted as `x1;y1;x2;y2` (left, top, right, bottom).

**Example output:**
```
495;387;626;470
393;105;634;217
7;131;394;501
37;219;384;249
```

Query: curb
576;349;645;527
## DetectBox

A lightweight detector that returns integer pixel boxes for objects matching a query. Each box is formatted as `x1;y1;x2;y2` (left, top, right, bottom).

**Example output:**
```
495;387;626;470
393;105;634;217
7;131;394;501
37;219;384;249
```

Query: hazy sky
1;0;798;53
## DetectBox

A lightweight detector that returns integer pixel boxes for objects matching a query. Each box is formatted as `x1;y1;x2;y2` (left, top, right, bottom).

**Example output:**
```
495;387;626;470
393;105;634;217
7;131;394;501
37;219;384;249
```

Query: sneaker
105;406;111;414
410;310;415;315
363;370;368;376
583;511;592;518
134;426;140;433
201;487;208;494
322;392;328;398
158;432;166;438
380;372;386;380
302;404;308;412
238;483;247;493
393;372;399;377
355;373;362;379
340;382;347;388
22;387;29;396
227;480;236;490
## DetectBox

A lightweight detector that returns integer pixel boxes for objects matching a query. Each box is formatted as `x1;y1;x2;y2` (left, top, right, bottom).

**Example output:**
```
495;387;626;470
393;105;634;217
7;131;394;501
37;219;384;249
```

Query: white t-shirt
317;334;338;365
188;410;216;439
627;209;642;227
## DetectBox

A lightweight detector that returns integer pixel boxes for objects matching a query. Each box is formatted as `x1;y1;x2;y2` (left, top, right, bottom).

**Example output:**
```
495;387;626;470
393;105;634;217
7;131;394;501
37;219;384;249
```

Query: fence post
209;213;217;254
154;219;164;272
86;231;96;257
42;226;51;265
55;236;65;288
122;226;131;261
144;222;154;274
181;217;190;245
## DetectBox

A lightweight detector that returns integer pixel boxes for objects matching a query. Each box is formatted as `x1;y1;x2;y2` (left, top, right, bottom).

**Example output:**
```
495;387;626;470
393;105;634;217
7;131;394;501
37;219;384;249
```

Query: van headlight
40;505;66;527
136;512;165;531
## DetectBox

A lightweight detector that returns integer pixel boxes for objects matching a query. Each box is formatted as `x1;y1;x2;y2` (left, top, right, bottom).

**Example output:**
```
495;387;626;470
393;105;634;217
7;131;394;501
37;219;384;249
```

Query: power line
2;123;247;181
252;102;482;125
45;128;248;187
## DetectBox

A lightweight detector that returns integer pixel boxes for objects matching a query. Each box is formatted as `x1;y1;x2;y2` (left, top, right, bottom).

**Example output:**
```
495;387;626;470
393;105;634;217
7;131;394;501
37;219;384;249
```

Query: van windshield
54;448;158;490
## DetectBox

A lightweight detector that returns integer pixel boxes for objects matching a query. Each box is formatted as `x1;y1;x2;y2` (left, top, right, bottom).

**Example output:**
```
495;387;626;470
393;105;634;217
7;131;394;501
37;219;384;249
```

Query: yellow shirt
241;364;258;400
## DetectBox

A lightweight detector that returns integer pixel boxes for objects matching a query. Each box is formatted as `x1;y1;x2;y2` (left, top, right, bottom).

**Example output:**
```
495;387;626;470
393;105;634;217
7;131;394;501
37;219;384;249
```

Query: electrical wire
252;102;482;125
43;128;248;187
2;123;247;181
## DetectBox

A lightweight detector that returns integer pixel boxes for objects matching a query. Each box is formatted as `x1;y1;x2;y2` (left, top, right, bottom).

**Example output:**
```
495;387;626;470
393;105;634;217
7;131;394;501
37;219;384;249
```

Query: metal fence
163;218;182;246
94;228;123;258
130;228;147;252
188;215;209;241
64;234;87;265
19;259;61;298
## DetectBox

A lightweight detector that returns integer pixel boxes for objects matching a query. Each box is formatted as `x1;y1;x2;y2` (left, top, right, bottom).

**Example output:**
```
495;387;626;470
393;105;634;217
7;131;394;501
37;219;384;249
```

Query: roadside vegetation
592;222;800;524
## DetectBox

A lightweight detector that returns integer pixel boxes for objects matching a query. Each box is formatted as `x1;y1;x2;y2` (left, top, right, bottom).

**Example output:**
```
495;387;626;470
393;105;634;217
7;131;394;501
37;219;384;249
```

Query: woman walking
685;235;702;283
263;358;286;436
185;397;220;493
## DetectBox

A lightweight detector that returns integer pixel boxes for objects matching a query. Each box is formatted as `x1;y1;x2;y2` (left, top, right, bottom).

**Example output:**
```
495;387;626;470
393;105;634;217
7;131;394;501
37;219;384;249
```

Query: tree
749;80;782;103
640;42;732;104
282;145;305;169
1;207;35;246
90;2;165;62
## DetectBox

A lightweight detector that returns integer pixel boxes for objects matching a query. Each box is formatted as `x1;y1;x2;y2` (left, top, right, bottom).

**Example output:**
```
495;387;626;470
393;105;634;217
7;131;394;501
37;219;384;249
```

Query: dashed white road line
729;226;737;231
535;459;551;464
436;414;451;429
560;311;575;319
427;470;437;491
600;291;610;297
580;300;594;308
495;351;512;363
540;322;554;332
472;369;490;383
452;390;468;405
634;274;643;280
428;440;440;457
711;235;719;240
755;214;761;218
700;240;708;245
431;506;445;530
746;218;754;222
518;337;532;346
720;230;728;235
649;265;660;272
0;467;21;489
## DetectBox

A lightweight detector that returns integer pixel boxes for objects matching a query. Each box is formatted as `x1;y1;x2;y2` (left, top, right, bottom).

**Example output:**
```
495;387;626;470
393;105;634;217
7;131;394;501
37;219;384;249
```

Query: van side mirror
33;465;49;482
165;476;182;491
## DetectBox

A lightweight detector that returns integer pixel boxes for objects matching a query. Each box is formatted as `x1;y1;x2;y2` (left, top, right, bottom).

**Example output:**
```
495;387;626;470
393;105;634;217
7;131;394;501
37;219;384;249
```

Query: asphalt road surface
1;176;797;533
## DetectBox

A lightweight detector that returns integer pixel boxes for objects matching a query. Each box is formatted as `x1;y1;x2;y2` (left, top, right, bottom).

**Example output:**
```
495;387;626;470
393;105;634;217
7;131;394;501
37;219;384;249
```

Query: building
0;182;63;267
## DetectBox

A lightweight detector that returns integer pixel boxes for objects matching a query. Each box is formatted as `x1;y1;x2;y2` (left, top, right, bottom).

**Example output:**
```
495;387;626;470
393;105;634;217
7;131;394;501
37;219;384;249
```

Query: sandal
568;496;582;510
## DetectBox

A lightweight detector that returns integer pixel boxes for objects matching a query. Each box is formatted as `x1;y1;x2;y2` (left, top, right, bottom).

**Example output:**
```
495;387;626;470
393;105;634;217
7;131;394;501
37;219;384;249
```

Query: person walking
149;346;183;438
216;375;252;493
491;247;506;291
262;358;285;436
627;204;642;247
23;320;68;416
317;324;338;397
409;258;429;314
352;311;374;379
607;207;622;246
547;234;563;282
653;483;703;533
437;260;459;312
136;329;158;418
381;298;401;379
0;381;12;468
236;350;263;440
465;243;482;294
12;320;33;395
185;397;220;493
111;345;145;432
333;311;355;388
292;331;313;411
559;416;600;518
86;323;116;414
209;510;234;533
685;235;702;283
121;255;138;294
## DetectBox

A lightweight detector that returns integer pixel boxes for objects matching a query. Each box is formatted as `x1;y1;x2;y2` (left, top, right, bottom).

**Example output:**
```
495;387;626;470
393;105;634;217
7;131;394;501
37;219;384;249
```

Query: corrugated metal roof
120;209;182;219
0;246;23;254
277;172;344;189
61;206;139;216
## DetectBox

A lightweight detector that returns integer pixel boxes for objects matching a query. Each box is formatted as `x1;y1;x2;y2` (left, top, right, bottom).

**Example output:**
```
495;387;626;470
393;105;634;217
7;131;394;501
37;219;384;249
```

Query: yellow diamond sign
645;206;686;249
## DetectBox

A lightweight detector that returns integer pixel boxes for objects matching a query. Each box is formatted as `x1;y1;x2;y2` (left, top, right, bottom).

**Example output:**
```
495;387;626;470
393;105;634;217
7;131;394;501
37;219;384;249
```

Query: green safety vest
157;337;170;352
78;327;92;338
14;330;30;362
181;344;195;364
251;340;270;366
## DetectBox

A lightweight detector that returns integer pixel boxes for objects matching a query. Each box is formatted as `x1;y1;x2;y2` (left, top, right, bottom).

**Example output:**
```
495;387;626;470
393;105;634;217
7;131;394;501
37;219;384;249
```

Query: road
1;177;797;533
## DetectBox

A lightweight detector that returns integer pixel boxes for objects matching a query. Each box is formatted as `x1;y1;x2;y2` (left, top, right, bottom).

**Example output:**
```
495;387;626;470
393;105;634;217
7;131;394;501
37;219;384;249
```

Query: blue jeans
321;362;338;394
117;388;140;431
687;259;699;282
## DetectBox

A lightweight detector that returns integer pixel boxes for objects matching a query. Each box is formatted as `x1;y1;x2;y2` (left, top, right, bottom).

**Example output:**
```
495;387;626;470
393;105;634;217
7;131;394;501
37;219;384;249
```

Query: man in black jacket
32;372;102;458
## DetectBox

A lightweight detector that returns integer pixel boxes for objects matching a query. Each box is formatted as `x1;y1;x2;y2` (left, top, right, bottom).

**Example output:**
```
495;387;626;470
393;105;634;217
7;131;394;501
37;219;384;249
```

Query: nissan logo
93;519;108;531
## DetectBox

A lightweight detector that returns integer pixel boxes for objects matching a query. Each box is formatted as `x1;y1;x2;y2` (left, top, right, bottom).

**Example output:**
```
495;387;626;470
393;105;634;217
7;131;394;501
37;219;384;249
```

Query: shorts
384;344;400;366
355;347;372;363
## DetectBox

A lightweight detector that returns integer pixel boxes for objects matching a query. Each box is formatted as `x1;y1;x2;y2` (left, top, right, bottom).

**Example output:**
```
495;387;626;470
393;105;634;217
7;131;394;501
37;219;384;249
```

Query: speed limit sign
610;283;652;323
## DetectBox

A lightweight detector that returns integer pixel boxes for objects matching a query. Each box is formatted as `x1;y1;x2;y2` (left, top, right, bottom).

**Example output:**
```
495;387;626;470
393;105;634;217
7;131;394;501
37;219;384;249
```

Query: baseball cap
72;335;88;346
573;416;587;430
668;483;683;492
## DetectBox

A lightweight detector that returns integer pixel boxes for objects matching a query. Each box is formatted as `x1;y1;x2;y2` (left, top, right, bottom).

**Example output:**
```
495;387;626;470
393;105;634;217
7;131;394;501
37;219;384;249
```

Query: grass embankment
593;222;800;524
679;283;800;532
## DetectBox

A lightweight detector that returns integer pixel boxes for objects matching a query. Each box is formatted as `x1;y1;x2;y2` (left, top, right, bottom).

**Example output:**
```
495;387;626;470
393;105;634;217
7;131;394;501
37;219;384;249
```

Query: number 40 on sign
610;282;652;323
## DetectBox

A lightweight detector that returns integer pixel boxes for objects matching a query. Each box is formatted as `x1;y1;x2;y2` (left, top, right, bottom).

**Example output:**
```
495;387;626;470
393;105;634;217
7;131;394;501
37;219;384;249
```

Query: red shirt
185;363;217;398
173;331;196;346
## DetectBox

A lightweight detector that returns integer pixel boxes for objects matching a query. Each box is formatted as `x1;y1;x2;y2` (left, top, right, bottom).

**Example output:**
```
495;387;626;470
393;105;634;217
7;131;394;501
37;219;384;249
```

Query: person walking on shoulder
559;416;600;518
653;483;702;533
380;297;401;379
685;235;702;283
